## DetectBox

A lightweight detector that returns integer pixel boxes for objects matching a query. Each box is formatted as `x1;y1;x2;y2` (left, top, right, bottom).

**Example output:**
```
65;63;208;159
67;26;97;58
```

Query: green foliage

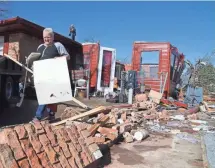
197;50;215;94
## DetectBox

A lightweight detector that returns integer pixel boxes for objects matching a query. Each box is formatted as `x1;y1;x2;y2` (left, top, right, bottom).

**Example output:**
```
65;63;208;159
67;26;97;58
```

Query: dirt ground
0;97;203;168
101;133;203;168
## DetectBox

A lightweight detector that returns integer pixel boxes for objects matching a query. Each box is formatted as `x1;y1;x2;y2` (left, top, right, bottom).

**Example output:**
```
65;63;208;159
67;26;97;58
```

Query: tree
196;49;215;94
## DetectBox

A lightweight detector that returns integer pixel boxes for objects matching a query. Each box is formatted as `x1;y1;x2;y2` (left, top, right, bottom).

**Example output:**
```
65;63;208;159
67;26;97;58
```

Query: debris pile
55;91;215;147
1;89;215;167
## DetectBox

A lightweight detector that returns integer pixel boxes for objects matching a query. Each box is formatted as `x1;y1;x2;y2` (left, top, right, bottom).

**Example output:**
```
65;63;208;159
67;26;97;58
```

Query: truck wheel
0;76;15;108
5;76;14;102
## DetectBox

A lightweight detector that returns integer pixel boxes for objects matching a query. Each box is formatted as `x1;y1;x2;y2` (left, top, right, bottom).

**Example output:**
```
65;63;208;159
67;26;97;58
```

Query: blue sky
5;1;215;64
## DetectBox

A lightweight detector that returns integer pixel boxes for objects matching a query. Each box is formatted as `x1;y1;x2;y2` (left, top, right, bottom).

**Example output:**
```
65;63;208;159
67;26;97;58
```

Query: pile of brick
0;121;102;168
68;105;155;145
65;93;187;145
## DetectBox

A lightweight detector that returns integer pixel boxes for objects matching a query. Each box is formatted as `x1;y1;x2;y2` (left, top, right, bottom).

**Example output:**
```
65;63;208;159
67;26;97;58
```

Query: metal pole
161;72;168;95
128;88;133;104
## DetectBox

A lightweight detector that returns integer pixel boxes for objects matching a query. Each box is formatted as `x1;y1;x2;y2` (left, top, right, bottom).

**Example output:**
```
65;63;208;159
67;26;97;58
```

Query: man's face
43;32;54;45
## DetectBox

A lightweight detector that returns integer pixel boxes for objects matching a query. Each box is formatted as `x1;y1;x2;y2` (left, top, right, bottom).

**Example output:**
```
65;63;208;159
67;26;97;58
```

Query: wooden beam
70;97;89;109
52;106;107;126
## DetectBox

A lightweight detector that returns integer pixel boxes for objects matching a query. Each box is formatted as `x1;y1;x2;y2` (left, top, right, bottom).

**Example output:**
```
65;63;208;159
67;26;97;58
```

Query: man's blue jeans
35;105;51;119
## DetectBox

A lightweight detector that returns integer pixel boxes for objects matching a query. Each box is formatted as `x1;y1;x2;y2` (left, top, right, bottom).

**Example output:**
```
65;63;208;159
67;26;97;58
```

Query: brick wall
19;33;43;63
7;33;42;64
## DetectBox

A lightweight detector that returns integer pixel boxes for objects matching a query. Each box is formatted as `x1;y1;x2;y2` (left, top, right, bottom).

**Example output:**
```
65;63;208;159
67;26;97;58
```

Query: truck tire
0;76;15;109
5;76;14;102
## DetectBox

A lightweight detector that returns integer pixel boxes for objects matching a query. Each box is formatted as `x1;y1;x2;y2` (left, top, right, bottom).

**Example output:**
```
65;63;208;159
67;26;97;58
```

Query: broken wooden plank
52;106;107;126
70;97;89;109
4;54;34;74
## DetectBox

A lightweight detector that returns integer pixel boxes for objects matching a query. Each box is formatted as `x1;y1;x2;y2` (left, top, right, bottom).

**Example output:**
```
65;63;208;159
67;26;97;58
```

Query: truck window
0;36;4;56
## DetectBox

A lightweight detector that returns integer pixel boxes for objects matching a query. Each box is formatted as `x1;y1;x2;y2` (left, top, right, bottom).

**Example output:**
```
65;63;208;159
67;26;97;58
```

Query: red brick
81;152;90;167
121;112;127;121
97;113;105;119
75;143;82;153
54;147;71;168
0;144;19;168
65;128;78;144
67;143;83;168
81;130;90;138
59;128;70;142
24;124;35;134
0;160;4;168
76;123;89;132
98;115;109;125
58;142;71;158
43;144;58;164
37;152;53;168
88;124;100;136
28;133;44;153
39;134;50;146
0;131;6;144
97;127;118;136
78;137;93;163
53;146;60;153
33;122;45;135
53;162;63;168
67;142;78;158
18;159;31;168
20;139;42;168
112;125;120;130
88;143;99;153
70;125;79;139
106;133;117;141
111;115;117;124
68;157;78;168
4;129;26;160
85;137;94;146
14;125;28;139
43;125;58;147
55;129;64;141
93;137;106;144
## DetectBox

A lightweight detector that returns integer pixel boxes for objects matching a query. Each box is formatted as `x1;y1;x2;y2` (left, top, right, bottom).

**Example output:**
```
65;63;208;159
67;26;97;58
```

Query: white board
33;57;73;105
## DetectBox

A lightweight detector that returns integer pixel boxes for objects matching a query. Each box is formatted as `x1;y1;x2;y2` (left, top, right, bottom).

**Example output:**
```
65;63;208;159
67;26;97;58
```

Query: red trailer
131;41;185;98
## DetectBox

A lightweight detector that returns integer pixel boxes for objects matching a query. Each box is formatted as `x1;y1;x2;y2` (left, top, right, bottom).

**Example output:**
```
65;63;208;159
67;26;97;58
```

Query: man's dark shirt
37;42;70;60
